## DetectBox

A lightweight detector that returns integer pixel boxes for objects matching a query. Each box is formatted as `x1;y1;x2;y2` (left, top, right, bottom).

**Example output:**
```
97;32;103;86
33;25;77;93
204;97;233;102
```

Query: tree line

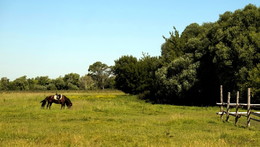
1;4;259;105
0;61;114;90
113;4;260;105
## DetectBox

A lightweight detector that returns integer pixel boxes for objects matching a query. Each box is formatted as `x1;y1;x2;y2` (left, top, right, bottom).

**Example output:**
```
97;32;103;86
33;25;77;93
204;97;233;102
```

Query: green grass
0;91;259;146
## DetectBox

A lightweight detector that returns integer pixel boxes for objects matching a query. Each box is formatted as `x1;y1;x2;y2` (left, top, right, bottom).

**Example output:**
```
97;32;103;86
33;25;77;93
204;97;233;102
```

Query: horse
40;94;72;109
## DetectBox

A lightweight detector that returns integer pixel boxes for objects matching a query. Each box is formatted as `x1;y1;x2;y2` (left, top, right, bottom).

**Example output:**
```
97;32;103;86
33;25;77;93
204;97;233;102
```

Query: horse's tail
40;99;47;108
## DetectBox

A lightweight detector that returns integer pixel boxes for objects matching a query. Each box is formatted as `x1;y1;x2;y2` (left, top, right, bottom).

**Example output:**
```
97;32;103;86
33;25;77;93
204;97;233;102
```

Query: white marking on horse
54;95;58;100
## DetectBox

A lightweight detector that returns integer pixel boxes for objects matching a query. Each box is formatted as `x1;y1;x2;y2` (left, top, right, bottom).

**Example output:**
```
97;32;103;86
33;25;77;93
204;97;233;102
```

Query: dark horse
40;94;72;109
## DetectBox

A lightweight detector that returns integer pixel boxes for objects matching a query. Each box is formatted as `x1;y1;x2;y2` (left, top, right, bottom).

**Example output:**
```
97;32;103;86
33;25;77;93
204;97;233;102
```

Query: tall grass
0;91;259;146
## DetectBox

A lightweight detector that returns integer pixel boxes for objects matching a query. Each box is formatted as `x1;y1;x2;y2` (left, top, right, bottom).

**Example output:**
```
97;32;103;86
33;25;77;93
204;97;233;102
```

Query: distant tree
30;76;51;90
67;83;79;90
114;54;161;95
105;76;115;89
114;56;139;94
53;77;66;90
88;61;112;89
27;78;37;90
63;73;80;90
79;75;95;90
11;76;29;90
47;83;57;90
35;76;50;87
33;85;47;90
136;54;161;95
0;77;10;90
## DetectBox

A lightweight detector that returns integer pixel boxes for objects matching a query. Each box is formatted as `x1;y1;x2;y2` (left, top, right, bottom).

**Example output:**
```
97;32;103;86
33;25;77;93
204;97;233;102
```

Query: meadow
0;91;259;147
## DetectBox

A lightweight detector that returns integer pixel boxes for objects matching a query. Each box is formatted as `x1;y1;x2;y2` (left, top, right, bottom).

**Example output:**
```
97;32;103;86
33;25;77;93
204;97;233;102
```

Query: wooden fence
216;85;260;127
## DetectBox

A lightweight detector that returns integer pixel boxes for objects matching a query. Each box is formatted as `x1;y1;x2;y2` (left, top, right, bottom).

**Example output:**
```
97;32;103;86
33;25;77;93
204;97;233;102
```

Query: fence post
220;85;224;120
235;91;239;126
247;88;251;127
226;92;230;122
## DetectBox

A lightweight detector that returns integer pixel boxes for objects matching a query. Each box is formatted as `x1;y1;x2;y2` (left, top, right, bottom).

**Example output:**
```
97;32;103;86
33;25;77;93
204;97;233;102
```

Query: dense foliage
114;54;161;94
114;4;260;105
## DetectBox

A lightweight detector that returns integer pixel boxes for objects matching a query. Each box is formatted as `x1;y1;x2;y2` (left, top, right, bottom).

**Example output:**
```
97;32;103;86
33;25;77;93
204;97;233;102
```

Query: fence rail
216;103;260;107
216;86;260;127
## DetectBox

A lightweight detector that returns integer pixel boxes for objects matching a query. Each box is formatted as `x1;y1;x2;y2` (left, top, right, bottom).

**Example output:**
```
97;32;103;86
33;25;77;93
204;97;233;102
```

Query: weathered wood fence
216;85;260;127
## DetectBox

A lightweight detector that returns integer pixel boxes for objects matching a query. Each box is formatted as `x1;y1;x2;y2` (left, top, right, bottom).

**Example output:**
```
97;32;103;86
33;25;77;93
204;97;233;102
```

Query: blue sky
0;0;259;80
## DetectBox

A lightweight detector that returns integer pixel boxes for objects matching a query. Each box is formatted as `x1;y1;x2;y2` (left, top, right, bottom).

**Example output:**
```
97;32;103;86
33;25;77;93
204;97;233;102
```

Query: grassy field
0;91;259;147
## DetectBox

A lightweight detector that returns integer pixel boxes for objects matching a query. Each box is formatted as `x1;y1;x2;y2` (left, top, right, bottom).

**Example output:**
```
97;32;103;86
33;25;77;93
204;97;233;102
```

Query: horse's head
65;97;72;109
67;103;72;109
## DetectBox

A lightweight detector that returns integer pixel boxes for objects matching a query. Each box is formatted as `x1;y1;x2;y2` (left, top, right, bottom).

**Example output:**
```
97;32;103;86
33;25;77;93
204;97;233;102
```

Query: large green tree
114;56;139;94
154;4;260;104
114;54;161;95
207;4;260;101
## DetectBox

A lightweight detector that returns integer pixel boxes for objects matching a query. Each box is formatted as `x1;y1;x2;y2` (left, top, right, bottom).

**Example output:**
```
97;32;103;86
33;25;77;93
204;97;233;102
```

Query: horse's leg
63;103;66;109
46;102;49;109
60;97;65;109
49;102;52;109
60;102;65;109
47;102;52;109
